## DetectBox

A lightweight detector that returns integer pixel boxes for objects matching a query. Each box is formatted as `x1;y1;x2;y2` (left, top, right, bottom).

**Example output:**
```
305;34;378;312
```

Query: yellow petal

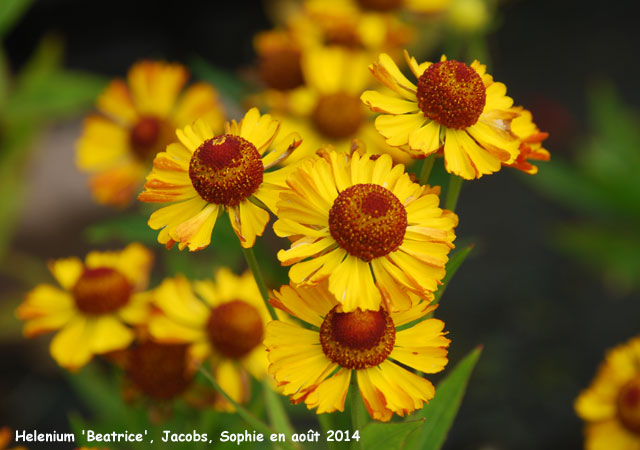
328;255;381;312
232;200;270;248
443;128;475;179
375;113;426;147
89;315;135;354
128;61;188;117
361;90;419;115
96;79;137;125
48;257;83;290
305;368;351;413
49;316;94;370
408;120;441;155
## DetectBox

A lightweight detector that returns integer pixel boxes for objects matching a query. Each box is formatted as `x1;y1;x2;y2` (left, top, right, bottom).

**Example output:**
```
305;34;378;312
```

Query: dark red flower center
618;376;640;435
357;0;404;12
130;116;171;161
320;306;395;369
312;93;364;140
329;183;407;262
72;267;132;315
416;60;486;129
206;300;264;359
258;47;304;91
189;135;264;206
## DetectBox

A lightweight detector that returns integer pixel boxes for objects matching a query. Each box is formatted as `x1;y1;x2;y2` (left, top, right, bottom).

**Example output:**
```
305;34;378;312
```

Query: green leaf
85;213;158;246
262;379;297;446
403;346;482;450
0;0;32;37
433;244;473;304
361;420;424;450
191;55;253;104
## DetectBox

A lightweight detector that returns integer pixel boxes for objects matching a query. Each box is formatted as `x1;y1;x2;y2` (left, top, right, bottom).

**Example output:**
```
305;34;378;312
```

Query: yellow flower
505;107;550;175
361;52;521;179
138;108;301;251
266;282;450;421
274;46;411;165
575;336;640;450
0;427;27;450
16;244;153;371
148;269;270;411
76;61;225;207
275;149;457;312
254;30;305;92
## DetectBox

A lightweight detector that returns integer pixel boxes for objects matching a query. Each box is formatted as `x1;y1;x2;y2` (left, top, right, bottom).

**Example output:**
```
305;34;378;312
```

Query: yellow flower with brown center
275;149;457;312
138;108;301;251
362;52;522;179
266;282;450;421
16;244;153;370
148;269;270;411
254;30;305;92
76;61;225;207
505;107;550;175
273;46;411;165
575;336;640;450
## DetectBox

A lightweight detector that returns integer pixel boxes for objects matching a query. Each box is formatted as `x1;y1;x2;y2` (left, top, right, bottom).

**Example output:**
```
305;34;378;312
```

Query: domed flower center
324;26;362;49
617;376;640;435
130;116;170;161
72;267;132;315
329;183;407;262
189;135;264;206
127;341;192;400
416;60;486;130
206;300;264;359
357;0;403;12
258;47;304;91
312;93;364;140
320;306;395;369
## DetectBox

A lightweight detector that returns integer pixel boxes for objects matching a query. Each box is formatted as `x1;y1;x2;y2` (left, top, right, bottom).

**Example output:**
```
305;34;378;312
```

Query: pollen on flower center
189;135;264;206
127;341;192;400
356;0;404;12
329;183;407;262
312;93;364;140
206;300;264;359
320;306;395;369
72;267;132;315
617;376;640;435
416;60;486;130
130;116;168;160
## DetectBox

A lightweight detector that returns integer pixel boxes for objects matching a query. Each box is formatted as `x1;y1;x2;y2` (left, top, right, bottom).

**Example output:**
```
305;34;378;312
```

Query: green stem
445;174;463;212
349;374;366;450
196;365;298;450
242;247;278;321
418;154;436;185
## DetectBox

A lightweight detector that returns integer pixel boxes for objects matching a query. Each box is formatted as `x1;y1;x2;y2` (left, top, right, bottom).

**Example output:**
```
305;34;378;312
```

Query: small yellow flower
138;108;301;251
266;282;450;421
505;107;550;175
76;61;225;207
362;52;521;179
275;149;457;312
575;336;640;450
148;269;270;411
16;244;153;370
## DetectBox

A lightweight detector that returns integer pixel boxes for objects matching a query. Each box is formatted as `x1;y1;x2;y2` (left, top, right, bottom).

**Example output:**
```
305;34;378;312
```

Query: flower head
505;107;550;175
148;269;271;410
16;244;153;370
138;108;301;251
275;149;457;312
266;282;450;421
362;52;522;179
575;336;640;450
76;61;225;207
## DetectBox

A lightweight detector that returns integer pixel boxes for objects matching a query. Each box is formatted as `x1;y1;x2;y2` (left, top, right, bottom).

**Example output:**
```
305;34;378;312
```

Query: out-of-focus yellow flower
275;150;457;312
362;52;522;179
575;336;640;450
254;30;305;92
16;244;153;370
138;108;301;251
273;47;410;165
0;427;27;450
148;269;270;411
446;0;490;33
76;61;225;207
266;281;450;421
505;107;550;175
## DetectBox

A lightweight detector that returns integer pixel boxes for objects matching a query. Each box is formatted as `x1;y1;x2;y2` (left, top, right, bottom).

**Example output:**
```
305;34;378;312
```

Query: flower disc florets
189;135;264;206
206;300;264;359
127;341;192;400
320;306;395;369
416;60;486;130
72;267;132;314
312;93;364;140
329;183;407;262
357;0;403;11
258;48;304;91
130;116;169;161
617;376;640;434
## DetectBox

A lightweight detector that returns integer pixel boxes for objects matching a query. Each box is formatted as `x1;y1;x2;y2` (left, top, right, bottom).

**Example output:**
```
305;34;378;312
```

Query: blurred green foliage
532;82;640;293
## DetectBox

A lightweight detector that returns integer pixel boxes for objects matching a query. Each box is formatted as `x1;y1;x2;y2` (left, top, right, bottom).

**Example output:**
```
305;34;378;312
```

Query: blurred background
1;0;639;449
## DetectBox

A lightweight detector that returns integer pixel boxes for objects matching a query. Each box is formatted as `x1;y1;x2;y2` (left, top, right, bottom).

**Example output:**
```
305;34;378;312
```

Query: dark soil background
2;1;639;449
